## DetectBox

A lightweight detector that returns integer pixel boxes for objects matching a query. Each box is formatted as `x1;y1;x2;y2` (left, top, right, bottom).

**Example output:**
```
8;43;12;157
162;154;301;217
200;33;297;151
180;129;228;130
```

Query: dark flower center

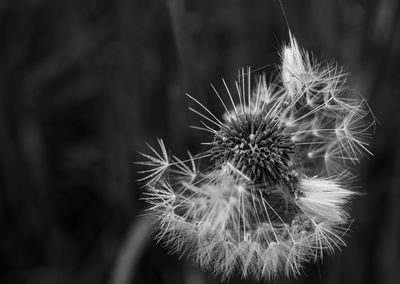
211;112;297;188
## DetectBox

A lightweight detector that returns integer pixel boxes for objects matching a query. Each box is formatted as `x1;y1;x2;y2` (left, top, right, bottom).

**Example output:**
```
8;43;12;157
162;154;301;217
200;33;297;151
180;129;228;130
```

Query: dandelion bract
138;33;374;280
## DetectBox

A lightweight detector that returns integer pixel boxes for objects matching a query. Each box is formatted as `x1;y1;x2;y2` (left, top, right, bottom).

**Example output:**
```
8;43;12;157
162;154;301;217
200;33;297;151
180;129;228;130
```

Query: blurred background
0;0;399;283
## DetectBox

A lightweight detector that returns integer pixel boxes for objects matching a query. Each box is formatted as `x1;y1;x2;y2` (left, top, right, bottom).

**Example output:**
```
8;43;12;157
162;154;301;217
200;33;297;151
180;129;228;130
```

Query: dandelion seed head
138;32;374;280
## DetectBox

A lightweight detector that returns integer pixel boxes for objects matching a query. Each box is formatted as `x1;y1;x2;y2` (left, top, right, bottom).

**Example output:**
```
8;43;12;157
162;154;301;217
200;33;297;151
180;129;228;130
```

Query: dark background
0;0;399;283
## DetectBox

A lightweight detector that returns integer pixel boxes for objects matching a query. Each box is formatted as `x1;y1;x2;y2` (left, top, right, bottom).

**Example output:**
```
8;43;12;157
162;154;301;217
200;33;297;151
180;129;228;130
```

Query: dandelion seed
138;32;374;280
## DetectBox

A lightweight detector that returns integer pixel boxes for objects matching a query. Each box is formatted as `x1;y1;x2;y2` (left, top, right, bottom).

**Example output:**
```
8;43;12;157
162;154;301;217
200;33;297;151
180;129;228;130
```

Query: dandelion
138;33;374;280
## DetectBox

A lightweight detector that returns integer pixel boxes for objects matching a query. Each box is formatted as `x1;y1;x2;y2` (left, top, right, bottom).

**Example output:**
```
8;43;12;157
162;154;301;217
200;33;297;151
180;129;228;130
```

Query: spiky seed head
138;32;374;281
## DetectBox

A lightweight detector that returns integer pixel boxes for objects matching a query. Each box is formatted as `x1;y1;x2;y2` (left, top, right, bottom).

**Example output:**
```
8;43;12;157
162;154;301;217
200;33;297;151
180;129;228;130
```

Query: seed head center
211;113;296;186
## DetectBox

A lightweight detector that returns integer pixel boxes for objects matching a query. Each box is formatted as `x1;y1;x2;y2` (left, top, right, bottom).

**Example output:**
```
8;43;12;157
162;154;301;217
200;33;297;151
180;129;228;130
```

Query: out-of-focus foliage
0;0;399;284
